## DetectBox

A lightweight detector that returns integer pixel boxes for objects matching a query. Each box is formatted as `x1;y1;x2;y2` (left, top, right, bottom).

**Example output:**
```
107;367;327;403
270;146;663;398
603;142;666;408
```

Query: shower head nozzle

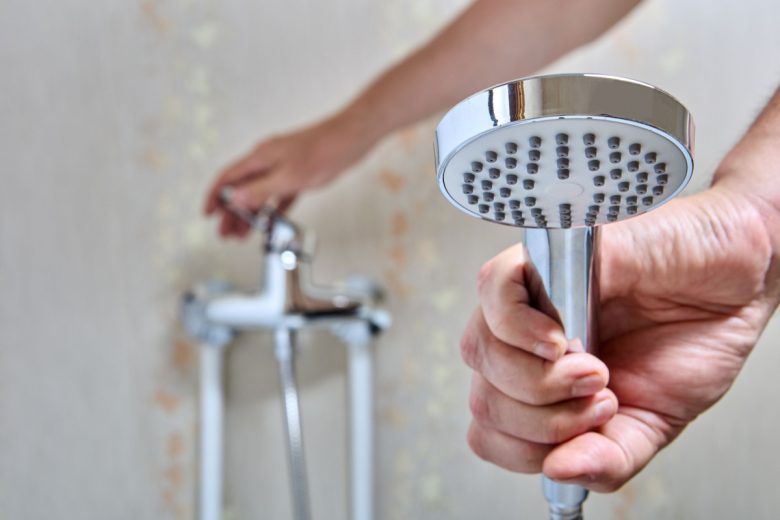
435;74;694;228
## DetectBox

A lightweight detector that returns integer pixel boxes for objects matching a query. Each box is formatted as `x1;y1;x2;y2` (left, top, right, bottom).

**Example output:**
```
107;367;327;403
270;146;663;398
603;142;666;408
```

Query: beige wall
1;1;779;519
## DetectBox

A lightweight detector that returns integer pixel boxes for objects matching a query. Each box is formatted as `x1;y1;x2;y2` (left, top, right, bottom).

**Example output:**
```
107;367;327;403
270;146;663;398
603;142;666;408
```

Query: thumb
542;410;668;492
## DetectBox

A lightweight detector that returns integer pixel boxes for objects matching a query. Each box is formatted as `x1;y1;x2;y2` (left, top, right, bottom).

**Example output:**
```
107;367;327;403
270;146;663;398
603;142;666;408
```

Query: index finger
204;143;279;215
477;243;568;361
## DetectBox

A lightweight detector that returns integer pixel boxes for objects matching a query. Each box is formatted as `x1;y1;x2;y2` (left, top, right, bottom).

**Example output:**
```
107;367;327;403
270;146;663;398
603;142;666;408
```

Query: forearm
337;0;642;147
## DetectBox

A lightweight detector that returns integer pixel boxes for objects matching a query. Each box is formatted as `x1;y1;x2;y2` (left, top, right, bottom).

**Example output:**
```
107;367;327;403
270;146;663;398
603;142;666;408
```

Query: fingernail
532;341;563;361
556;473;597;485
592;398;615;422
571;374;604;397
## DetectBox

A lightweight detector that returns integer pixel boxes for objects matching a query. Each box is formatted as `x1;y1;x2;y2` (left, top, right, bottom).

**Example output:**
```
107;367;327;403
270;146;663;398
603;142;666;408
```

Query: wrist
711;160;780;256
707;179;780;304
711;86;780;254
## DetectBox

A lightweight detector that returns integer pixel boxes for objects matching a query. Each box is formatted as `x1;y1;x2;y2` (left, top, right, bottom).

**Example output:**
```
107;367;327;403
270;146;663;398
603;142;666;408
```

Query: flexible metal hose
549;506;584;520
275;327;311;520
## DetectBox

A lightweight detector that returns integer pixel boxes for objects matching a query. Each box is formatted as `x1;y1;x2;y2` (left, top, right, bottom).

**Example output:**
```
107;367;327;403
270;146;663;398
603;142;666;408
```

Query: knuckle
468;387;491;425
459;329;481;369
518;461;543;474
466;424;488;461
514;451;543;474
476;260;495;294
545;415;573;444
488;308;515;342
517;359;553;406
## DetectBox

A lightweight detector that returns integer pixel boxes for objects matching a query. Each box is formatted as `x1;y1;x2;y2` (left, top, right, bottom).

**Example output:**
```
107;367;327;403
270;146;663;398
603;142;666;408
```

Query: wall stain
379;169;406;193
154;390;181;414
390;213;408;239
136;1;220;517
390;244;406;266
172;338;196;371
164;465;184;490
162;488;185;517
141;148;167;171
167;432;184;459
141;1;172;33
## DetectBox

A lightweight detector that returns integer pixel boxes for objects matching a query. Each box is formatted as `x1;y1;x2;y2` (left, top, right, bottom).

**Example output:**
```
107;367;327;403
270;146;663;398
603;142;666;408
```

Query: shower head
435;73;694;228
435;74;695;520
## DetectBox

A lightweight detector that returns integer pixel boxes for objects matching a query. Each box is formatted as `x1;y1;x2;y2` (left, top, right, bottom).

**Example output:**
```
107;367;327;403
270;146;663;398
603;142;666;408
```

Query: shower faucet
435;73;694;519
182;194;390;520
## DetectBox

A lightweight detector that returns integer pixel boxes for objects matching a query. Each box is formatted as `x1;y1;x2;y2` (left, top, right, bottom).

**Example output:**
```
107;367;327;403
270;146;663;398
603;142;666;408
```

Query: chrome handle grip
525;227;600;519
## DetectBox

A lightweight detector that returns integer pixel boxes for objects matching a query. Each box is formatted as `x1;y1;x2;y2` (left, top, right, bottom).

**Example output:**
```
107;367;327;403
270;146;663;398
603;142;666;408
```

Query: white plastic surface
440;117;692;228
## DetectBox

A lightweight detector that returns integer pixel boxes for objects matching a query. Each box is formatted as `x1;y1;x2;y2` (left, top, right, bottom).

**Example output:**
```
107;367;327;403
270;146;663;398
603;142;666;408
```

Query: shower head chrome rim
435;73;695;229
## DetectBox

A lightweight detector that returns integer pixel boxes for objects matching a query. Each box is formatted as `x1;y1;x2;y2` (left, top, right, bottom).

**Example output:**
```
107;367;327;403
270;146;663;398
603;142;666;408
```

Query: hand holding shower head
434;73;694;519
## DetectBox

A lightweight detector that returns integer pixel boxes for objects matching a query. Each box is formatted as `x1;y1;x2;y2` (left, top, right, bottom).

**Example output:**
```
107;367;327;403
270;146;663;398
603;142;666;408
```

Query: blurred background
2;0;780;518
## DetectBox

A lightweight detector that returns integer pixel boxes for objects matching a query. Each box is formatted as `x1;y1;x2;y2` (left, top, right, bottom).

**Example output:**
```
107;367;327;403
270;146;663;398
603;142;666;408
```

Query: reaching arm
342;0;643;144
205;0;642;237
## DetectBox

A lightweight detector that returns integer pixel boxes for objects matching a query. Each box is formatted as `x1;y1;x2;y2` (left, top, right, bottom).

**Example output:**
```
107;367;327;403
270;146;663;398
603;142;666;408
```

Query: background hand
461;185;779;491
203;115;373;238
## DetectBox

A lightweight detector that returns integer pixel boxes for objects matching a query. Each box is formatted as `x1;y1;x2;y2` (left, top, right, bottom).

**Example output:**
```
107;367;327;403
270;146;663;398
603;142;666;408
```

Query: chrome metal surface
183;200;390;520
434;74;695;228
529;227;599;519
544;472;587;520
525;227;599;351
210;191;364;322
275;327;311;520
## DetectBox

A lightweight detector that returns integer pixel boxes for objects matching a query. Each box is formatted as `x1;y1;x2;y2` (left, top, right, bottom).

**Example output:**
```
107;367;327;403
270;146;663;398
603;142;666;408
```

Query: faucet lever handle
218;187;275;230
219;187;306;254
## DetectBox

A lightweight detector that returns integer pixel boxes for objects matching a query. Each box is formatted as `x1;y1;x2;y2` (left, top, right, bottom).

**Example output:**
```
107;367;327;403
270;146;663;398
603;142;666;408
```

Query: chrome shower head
435;73;694;228
434;73;695;520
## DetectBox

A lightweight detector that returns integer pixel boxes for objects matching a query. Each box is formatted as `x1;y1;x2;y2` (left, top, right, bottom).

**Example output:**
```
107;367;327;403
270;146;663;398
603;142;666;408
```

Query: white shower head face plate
440;117;691;228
